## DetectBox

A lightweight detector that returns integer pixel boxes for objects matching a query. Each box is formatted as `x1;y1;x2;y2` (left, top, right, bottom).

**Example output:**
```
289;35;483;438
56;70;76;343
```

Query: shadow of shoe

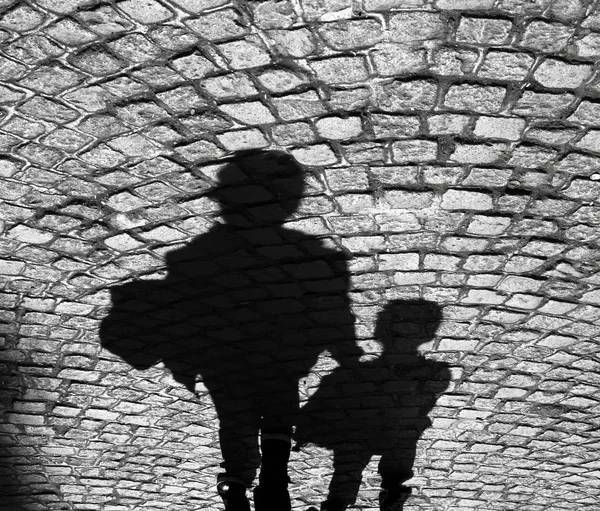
254;485;291;511
380;486;411;511
217;480;250;511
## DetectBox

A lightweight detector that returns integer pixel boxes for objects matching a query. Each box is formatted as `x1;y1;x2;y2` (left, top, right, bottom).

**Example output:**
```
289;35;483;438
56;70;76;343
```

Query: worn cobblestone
1;1;599;509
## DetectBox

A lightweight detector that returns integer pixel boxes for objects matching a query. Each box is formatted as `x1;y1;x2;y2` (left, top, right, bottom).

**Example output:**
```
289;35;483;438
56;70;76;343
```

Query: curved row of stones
1;0;600;510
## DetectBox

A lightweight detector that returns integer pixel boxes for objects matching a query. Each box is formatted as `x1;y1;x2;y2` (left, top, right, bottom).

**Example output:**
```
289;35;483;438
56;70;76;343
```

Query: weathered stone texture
1;1;599;510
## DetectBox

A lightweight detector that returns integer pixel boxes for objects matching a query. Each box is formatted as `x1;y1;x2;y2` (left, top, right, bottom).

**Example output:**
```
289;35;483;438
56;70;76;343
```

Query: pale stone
217;129;269;150
291;144;338;165
473;116;526;141
534;59;593;89
315;116;363;140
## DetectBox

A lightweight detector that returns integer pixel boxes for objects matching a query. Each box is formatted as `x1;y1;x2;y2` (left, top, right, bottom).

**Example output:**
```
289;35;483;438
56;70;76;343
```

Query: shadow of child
295;299;451;511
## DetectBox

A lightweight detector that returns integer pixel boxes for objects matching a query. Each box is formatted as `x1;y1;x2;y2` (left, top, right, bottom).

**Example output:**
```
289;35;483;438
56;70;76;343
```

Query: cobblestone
390;12;445;41
318;19;383;49
534;59;594;89
315;116;363;140
427;114;470;135
473;116;526;141
392;140;437;162
441;190;493;211
116;1;170;23
218;101;276;125
457;17;512;45
2;2;599;510
444;84;506;114
291;144;338;166
272;91;327;121
265;28;316;58
271;122;316;146
218;39;271;69
217;129;269;151
371;44;428;77
512;90;576;117
310;56;369;85
520;20;574;53
479;50;534;81
431;46;478;76
375;79;437;111
258;69;307;94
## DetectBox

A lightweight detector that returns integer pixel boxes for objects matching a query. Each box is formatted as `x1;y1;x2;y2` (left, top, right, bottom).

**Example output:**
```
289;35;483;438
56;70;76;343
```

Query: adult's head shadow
295;299;451;511
207;149;306;227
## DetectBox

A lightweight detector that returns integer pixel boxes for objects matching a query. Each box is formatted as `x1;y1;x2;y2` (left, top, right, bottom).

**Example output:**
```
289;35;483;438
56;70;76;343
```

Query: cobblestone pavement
1;0;600;509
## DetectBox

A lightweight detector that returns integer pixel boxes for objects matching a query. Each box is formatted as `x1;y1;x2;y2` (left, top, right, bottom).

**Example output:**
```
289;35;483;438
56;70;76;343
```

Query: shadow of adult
99;150;361;511
295;299;450;511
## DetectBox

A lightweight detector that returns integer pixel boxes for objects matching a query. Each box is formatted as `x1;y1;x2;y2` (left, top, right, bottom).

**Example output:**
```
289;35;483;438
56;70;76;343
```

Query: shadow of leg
217;408;260;510
254;434;292;511
378;448;415;511
379;486;411;511
323;448;371;511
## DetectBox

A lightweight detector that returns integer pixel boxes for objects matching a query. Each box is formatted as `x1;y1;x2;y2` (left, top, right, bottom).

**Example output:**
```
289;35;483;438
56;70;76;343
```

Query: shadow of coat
295;300;451;511
99;150;361;485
